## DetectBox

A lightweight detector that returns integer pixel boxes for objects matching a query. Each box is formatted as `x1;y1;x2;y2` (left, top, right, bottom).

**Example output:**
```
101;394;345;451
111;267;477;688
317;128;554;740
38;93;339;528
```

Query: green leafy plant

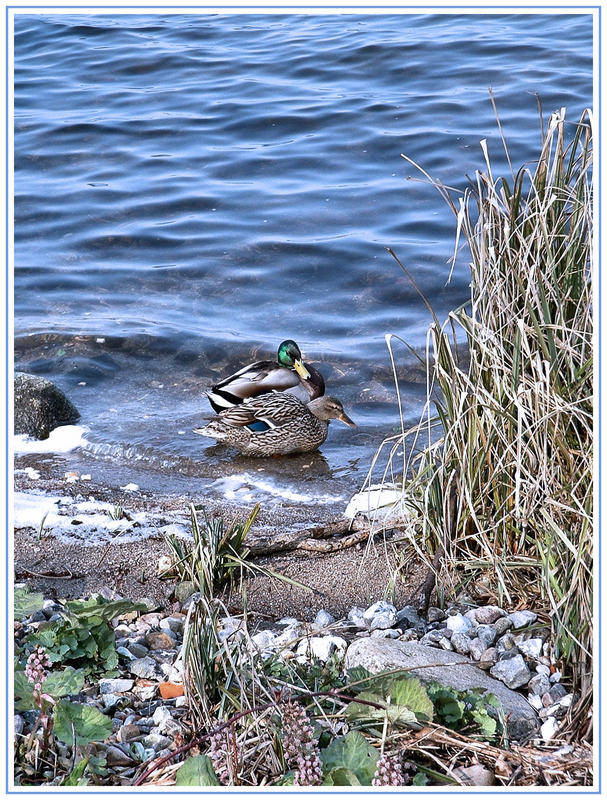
14;664;84;711
14;586;44;620
53;699;113;746
175;755;221;786
345;667;433;729
166;503;307;603
427;682;502;740
25;596;146;674
321;730;379;786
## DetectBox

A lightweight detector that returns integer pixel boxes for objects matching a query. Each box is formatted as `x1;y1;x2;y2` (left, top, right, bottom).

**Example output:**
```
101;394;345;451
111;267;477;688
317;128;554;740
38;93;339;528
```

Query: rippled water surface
14;12;593;503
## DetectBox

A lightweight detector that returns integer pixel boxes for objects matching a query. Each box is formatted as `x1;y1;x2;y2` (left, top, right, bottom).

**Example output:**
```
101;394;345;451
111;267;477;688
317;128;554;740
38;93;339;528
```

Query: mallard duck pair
195;339;355;456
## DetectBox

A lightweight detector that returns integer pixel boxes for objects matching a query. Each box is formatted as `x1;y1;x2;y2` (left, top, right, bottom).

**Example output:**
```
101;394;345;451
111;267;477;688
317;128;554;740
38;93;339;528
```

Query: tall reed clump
395;106;593;726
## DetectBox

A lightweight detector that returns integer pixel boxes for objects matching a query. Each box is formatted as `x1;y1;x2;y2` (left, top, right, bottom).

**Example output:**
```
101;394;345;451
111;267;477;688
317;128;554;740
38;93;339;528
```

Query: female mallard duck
195;393;355;456
207;339;325;413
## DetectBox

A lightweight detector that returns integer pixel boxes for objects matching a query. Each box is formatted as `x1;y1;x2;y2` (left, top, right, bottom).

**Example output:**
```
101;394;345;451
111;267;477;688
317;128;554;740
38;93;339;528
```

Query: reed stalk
386;104;593;725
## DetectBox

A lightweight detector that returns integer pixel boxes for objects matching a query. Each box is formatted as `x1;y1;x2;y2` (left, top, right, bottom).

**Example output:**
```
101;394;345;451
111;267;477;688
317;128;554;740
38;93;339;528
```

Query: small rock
136;598;161;613
420;630;445;647
14;715;24;736
143;733;173;752
438;637;454;651
528;674;551;697
550;670;562;683
152;706;183;736
124;642;149;659
468;638;486;661
296;635;347;662
371;629;402;639
516;638;544;660
445;613;473;634
129;657;162;680
313;609;335;629
133;683;158;702
117;724;141;743
451;633;472;655
494;616;514;636
159;616;184;635
99;678;134;694
528;694;544;711
396;605;422;629
274;623;306;648
105;744;136;766
173;582;197;604
175;696;188;708
399;629;420;642
495;633;520;661
479;647;497;665
145;632;176;651
101;693;124;711
535;664;551;677
453;764;495;786
14;372;80;439
427;606;446;623
347;607;367;629
540;716;560;741
490;654;532;689
473;605;506;625
159;681;184;699
508;610;537;629
475;625;497;647
251;630;277;653
363;601;397;631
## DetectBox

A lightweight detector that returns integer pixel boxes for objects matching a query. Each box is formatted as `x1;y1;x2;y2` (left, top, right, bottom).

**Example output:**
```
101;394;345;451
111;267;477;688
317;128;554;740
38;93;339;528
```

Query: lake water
13;12;593;509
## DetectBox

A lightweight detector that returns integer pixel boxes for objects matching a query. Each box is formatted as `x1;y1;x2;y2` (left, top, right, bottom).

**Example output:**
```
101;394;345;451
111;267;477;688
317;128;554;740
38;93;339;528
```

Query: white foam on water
13;490;189;546
14;425;89;455
209;473;344;506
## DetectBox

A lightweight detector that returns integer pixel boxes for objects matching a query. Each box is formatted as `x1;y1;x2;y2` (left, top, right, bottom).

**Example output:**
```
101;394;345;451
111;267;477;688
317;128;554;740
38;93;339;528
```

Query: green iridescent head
277;340;311;379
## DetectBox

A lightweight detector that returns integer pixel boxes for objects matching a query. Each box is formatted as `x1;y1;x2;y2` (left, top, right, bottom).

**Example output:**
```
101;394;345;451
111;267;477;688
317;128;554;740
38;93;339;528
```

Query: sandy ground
14;458;426;622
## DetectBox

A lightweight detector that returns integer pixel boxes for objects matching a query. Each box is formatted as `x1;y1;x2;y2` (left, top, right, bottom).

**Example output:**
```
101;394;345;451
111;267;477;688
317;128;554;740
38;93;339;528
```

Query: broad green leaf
14;670;35;711
320;731;378;785
43;667;85;698
323;767;362;786
54;700;113;745
390;677;434;722
66;597;146;623
62;758;89;786
14;587;44;620
344;677;432;727
175;755;220;786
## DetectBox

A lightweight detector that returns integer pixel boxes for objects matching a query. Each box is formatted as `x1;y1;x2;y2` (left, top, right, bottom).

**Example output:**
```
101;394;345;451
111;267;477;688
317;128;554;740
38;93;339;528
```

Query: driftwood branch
247;515;373;557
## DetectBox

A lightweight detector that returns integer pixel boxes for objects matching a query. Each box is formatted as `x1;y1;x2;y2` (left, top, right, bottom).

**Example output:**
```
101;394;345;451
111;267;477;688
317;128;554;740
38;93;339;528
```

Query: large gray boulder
345;638;538;742
14;372;80;440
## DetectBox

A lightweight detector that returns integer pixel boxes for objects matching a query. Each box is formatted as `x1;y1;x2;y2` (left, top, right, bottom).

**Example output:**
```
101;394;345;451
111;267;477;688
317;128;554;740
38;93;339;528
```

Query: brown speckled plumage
194;393;355;457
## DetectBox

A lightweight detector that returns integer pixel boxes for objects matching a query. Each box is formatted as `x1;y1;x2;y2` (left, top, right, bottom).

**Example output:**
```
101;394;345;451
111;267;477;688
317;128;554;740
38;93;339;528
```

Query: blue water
13;12;593;500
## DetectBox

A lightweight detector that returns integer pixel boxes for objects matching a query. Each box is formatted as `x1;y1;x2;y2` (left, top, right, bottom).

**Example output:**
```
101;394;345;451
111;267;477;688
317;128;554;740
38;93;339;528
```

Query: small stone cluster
14;591;572;785
347;600;573;742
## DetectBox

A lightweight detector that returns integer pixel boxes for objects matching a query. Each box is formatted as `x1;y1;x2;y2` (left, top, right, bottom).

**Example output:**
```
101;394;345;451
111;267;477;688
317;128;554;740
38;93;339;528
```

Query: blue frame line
5;5;600;795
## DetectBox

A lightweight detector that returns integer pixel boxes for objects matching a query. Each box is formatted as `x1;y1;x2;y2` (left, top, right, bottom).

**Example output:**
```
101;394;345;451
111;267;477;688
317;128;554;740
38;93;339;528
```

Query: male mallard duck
194;393;355;456
207;339;325;413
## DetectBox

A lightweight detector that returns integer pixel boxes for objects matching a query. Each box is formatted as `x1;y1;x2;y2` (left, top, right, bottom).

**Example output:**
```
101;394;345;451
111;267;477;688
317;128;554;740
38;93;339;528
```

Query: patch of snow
15;466;40;480
13;490;189;546
14;425;88;455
